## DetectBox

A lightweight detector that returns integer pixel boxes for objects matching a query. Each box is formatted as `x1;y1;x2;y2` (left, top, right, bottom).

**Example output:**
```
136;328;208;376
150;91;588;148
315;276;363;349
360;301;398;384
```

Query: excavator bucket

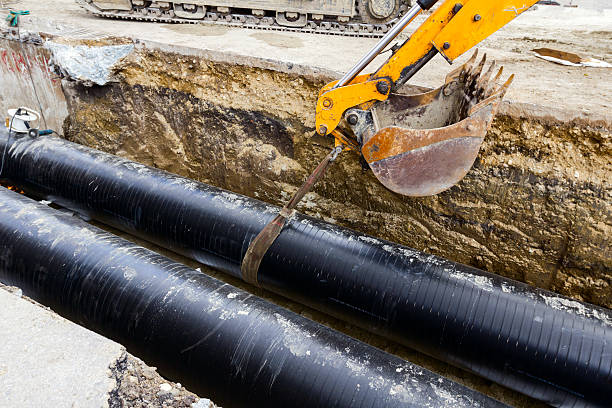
361;52;512;196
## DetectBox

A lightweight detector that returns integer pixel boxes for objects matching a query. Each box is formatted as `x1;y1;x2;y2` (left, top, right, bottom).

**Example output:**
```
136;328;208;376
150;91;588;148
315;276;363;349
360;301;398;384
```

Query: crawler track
77;0;403;38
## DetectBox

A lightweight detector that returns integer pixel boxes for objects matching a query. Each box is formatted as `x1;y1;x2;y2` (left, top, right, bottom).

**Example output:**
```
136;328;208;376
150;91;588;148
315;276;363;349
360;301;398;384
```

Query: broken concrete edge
498;100;611;131
0;25;338;84
0;283;216;408
43;41;135;86
3;25;609;130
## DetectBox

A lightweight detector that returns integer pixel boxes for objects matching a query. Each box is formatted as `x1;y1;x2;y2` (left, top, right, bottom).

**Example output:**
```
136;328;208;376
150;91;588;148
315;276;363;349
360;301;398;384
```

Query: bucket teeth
496;74;515;98
470;53;488;82
482;66;505;98
463;49;480;75
459;54;513;105
461;54;488;100
446;49;479;83
487;66;505;96
493;66;504;84
477;62;496;94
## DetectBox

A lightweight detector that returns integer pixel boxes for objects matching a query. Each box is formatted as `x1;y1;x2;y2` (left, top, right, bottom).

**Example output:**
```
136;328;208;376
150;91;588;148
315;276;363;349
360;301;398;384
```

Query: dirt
45;35;133;47
61;45;611;309
108;353;217;408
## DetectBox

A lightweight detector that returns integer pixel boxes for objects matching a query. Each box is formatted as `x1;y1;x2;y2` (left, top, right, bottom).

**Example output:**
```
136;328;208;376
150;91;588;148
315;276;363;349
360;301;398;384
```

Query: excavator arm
314;0;539;196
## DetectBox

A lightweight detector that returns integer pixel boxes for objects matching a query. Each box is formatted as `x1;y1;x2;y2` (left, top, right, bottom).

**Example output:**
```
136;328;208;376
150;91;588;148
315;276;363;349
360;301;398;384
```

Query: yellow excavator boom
242;0;540;276
316;0;539;139
314;0;539;197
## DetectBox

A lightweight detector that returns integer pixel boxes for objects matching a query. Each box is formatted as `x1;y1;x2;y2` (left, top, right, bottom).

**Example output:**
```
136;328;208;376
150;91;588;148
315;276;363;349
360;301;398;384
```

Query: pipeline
0;186;506;408
1;132;611;407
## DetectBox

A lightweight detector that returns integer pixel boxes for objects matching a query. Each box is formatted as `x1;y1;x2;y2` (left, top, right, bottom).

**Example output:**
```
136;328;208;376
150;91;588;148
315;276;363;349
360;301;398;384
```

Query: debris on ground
108;353;219;408
533;47;612;67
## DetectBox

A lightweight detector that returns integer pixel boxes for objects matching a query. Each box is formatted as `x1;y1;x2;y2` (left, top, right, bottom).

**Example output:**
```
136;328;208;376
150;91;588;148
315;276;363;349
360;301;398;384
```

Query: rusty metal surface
363;53;512;196
373;85;462;132
363;104;493;196
369;136;484;196
362;105;491;163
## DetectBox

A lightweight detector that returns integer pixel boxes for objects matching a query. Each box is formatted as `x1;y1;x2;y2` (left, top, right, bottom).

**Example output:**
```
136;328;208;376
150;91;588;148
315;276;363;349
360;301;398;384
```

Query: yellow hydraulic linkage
241;0;539;282
316;0;538;191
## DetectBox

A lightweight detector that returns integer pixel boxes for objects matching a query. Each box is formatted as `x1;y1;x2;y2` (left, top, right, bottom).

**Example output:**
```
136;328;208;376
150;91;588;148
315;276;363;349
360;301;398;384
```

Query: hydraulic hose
1;132;611;407
0;186;505;408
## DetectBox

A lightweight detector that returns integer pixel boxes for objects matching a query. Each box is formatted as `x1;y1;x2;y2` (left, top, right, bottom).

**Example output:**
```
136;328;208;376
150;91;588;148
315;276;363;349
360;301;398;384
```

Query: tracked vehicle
79;0;412;37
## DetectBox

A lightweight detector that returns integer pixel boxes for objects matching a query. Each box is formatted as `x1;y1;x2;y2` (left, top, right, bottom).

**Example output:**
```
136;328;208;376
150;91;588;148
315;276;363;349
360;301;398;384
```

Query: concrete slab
0;284;219;407
0;287;124;408
2;0;611;122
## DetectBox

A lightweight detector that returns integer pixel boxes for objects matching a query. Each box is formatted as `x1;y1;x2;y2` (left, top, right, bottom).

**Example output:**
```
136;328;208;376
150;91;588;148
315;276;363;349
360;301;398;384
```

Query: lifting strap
240;145;343;286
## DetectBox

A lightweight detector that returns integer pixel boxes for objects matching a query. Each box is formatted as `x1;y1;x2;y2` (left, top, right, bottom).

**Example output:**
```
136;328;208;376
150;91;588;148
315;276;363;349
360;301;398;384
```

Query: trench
59;45;610;309
0;26;610;408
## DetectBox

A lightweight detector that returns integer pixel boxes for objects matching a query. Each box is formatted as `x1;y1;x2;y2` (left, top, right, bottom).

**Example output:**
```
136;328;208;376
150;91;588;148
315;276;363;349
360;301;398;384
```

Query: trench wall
0;36;67;132
2;36;610;308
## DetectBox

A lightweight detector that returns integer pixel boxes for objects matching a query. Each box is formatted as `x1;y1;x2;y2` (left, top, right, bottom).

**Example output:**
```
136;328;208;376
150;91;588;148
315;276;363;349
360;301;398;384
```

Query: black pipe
0;187;505;408
1;132;611;407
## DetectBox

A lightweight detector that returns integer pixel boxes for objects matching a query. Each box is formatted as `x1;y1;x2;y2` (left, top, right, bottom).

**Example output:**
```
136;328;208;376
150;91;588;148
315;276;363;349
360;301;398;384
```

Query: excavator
79;0;412;37
79;0;540;275
82;0;537;198
200;0;537;277
314;0;538;197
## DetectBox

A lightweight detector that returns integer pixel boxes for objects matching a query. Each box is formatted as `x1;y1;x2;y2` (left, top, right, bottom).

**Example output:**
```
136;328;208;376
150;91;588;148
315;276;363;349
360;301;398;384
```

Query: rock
142;366;157;380
192;399;213;408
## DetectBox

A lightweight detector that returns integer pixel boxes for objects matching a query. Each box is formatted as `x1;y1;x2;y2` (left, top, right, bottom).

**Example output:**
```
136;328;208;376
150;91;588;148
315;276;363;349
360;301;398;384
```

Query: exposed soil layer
108;353;217;408
63;47;611;309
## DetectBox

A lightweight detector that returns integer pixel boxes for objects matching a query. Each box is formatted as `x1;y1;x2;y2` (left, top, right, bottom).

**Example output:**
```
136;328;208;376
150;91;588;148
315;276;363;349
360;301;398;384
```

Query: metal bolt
347;114;358;125
376;81;390;95
443;81;457;97
318;125;328;135
443;42;451;50
453;3;463;13
473;14;481;21
322;98;332;108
